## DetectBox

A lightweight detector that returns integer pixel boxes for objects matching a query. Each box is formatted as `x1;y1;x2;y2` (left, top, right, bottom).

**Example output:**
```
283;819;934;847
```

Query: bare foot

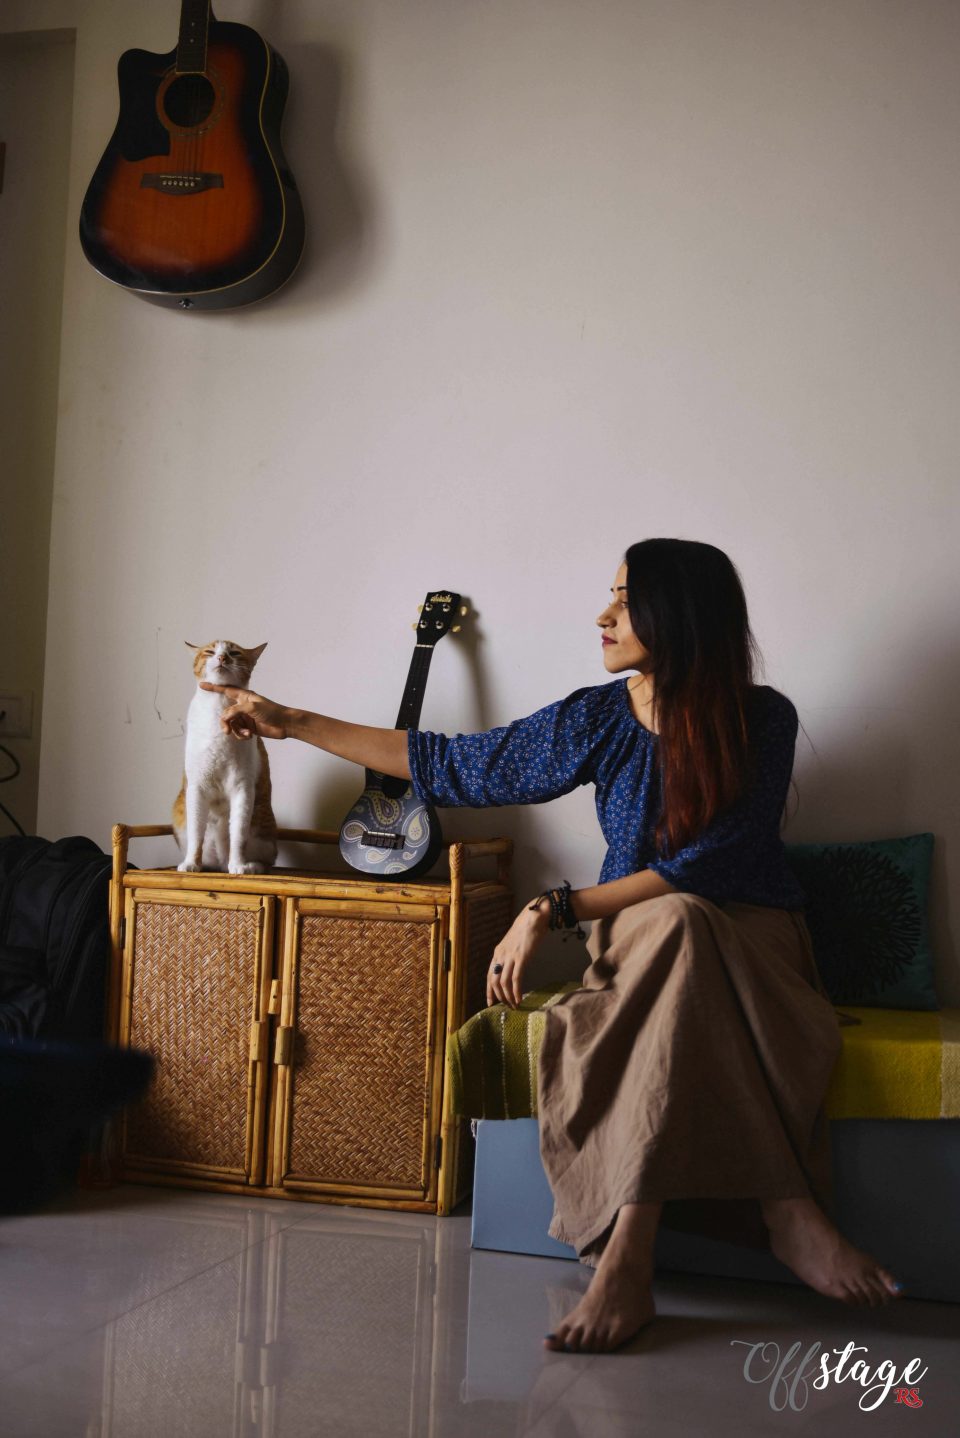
762;1197;903;1307
544;1203;660;1354
544;1257;656;1354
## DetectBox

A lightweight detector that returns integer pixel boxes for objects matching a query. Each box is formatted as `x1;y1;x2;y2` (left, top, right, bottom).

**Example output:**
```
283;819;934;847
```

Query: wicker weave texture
125;902;261;1173
287;915;436;1187
464;893;514;1019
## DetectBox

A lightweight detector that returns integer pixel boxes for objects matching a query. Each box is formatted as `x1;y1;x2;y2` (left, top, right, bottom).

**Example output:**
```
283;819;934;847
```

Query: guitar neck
177;0;211;73
393;644;435;732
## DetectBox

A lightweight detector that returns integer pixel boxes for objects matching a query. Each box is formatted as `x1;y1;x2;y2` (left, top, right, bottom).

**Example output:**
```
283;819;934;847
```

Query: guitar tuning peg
452;625;462;633
460;605;468;616
411;622;418;630
417;604;423;612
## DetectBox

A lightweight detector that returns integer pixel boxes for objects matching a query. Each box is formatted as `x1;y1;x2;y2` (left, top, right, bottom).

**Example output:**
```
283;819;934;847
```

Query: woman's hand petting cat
487;897;551;1009
199;683;291;742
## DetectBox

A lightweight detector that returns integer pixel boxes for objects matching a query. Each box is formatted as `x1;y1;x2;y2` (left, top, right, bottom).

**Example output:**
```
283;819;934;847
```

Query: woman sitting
203;536;903;1354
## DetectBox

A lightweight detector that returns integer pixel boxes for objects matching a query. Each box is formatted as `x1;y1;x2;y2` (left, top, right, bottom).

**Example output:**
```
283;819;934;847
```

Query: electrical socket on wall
0;693;33;739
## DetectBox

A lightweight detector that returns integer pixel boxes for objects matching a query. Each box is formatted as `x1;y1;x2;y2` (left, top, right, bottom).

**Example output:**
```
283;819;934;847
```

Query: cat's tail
248;834;278;868
172;780;187;851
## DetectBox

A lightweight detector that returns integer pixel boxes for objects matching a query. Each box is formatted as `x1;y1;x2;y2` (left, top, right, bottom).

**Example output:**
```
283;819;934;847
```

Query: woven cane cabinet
107;825;513;1215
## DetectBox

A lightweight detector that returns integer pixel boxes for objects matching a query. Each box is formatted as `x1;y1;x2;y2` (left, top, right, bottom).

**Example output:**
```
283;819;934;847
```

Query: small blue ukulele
338;590;467;879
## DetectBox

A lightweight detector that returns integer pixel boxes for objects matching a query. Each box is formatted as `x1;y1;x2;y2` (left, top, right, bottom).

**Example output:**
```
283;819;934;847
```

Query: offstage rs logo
730;1338;928;1412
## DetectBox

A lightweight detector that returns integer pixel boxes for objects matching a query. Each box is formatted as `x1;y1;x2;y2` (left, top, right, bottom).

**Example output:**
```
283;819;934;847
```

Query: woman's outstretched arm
198;683;411;778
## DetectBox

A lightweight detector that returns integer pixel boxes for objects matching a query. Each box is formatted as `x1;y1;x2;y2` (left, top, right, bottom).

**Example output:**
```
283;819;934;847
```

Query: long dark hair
624;538;764;856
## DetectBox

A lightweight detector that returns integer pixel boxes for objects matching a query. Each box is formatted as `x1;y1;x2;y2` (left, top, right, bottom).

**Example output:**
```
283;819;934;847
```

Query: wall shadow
786;626;959;1003
270;38;377;314
177;27;377;323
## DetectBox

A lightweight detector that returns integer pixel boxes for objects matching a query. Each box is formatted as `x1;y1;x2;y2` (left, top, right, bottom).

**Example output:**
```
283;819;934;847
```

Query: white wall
0;24;75;832
22;0;960;997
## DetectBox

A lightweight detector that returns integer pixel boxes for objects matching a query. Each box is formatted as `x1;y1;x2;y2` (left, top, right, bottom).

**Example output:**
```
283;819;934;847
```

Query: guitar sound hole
163;74;215;129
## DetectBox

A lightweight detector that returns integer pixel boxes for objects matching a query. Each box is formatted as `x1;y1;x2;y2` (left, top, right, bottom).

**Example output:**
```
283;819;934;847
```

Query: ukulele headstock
412;591;468;644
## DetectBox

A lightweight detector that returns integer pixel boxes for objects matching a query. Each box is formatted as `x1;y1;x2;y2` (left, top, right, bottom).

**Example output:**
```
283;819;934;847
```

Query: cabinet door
270;898;447;1201
119;888;275;1186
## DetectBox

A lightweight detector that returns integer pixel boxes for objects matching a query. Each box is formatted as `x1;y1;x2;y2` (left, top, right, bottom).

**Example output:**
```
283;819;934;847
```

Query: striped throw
446;984;960;1122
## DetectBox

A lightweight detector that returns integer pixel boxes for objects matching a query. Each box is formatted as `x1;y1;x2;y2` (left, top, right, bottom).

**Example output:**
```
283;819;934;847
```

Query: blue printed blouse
407;678;806;910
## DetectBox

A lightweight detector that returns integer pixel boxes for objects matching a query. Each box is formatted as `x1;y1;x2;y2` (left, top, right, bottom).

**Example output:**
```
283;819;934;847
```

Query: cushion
446;985;960;1122
447;983;581;1120
784;833;937;1010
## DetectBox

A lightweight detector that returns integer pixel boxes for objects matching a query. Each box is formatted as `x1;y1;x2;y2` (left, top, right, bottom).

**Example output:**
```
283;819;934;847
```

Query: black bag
0;835;114;1044
0;1037;153;1213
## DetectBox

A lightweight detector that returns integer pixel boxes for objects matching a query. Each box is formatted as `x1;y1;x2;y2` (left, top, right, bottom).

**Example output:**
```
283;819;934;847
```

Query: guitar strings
181;4;204;189
194;5;204;186
196;5;209;192
189;26;198;186
193;3;201;184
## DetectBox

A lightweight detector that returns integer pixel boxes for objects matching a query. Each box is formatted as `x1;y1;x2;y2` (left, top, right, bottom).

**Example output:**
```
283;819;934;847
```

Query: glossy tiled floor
1;1185;957;1437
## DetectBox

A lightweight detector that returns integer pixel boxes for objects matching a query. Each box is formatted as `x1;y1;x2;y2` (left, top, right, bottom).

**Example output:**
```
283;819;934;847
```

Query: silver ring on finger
492;963;504;974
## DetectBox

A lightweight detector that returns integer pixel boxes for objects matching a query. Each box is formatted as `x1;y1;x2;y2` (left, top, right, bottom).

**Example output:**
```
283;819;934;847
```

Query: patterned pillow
784;833;937;1010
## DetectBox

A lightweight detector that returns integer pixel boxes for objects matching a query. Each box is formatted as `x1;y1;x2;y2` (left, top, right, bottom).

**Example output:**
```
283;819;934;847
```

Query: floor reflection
4;1189;958;1438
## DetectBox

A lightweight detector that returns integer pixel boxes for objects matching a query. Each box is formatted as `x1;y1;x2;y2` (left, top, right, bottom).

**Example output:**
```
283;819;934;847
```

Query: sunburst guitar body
79;3;304;309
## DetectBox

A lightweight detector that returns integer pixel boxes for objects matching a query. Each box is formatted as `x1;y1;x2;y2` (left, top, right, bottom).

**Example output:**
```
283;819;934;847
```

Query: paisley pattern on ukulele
367;792;403;827
338;788;434;876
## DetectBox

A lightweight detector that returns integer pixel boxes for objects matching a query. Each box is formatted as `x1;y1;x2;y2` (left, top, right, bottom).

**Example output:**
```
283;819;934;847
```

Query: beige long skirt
536;890;844;1268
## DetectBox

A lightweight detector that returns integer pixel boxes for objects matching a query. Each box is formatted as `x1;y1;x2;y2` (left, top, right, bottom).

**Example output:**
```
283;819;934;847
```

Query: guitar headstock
412;591;468;644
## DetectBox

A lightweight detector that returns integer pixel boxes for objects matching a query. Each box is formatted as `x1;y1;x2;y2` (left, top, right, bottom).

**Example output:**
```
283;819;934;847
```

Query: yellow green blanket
445;983;960;1122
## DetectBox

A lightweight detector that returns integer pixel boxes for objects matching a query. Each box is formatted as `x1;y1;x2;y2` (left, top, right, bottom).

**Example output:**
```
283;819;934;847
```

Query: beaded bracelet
528;880;586;941
557;880;587;939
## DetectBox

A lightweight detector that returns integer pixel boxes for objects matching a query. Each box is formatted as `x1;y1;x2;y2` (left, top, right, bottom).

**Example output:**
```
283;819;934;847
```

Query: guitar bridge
360;830;404;850
140;172;224;195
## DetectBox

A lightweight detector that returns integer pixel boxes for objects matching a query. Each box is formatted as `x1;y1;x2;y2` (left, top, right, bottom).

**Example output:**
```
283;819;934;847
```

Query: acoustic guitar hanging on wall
79;1;304;310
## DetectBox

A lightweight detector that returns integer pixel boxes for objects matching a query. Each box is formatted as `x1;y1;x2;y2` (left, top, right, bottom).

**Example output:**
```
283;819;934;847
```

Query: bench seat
447;984;960;1121
451;988;960;1302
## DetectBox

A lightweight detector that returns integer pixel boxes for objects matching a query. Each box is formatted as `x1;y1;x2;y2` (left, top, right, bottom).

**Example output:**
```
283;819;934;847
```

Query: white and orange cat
173;639;278;874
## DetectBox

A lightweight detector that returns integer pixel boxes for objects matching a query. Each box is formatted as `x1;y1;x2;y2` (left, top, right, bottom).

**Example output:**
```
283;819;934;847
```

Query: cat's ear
184;641;200;650
246;643;268;666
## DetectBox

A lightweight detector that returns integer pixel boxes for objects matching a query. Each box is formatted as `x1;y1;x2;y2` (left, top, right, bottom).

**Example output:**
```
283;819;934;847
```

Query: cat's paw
228;860;265;875
177;860;204;873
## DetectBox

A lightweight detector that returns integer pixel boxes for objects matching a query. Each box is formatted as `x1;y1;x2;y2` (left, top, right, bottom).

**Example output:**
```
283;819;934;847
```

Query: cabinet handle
274;1026;294;1066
